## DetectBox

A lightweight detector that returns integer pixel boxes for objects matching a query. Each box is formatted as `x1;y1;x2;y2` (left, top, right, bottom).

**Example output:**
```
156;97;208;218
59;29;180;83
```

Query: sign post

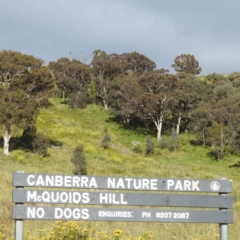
14;171;24;240
12;172;233;239
219;177;228;240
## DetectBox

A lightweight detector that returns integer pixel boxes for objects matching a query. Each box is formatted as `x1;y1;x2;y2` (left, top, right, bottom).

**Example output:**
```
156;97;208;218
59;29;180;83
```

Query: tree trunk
62;91;65;101
102;84;108;109
202;132;206;146
3;129;11;156
157;123;162;140
154;116;163;141
176;112;182;135
103;98;108;109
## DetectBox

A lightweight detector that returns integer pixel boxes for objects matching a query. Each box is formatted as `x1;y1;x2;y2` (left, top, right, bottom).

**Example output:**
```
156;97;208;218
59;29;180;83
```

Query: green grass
0;98;240;239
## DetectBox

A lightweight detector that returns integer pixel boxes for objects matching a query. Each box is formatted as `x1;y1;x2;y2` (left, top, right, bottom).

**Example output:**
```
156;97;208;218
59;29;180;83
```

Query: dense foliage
1;49;240;160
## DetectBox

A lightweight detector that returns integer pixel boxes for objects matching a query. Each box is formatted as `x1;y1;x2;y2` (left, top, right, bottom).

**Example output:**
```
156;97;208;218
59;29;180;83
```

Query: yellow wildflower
114;229;123;236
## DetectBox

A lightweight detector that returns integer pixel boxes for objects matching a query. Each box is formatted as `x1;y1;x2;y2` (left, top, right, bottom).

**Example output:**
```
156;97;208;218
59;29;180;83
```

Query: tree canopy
172;54;202;75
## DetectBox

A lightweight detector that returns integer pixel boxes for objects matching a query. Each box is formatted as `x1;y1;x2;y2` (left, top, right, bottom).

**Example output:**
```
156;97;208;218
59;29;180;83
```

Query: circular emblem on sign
210;181;220;191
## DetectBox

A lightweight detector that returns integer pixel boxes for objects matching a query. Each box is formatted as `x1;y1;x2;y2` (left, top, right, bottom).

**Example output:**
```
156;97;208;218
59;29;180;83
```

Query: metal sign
12;173;232;192
12;189;233;208
12;206;233;223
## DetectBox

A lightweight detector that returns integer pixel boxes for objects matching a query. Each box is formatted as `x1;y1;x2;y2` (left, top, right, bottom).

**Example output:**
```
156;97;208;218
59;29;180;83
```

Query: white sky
1;0;240;75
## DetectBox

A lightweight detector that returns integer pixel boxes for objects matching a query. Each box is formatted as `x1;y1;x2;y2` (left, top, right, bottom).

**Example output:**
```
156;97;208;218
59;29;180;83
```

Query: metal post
14;171;24;240
219;177;228;240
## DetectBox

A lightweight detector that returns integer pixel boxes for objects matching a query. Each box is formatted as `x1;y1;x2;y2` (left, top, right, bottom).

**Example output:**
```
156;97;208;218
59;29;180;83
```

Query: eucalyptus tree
136;71;178;140
0;50;54;100
209;94;240;160
121;51;156;73
49;58;91;103
49;58;71;100
0;88;39;155
208;121;231;161
191;103;213;146
170;76;212;134
191;90;240;160
91;50;156;109
107;73;141;127
0;50;54;155
91;50;123;108
209;80;238;140
172;54;201;75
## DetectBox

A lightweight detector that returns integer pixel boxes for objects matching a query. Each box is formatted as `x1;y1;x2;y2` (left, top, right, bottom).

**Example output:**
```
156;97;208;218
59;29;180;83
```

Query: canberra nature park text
25;174;201;191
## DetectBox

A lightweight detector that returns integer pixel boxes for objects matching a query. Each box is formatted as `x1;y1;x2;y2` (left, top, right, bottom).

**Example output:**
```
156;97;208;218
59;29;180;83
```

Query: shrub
145;136;154;155
101;127;111;149
71;145;87;175
68;91;87;109
21;126;49;156
132;140;142;153
168;129;180;152
32;134;50;157
159;137;168;149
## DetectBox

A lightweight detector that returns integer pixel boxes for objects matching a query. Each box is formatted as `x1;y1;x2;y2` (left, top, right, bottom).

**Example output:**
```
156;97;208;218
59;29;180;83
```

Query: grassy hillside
0;98;240;239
